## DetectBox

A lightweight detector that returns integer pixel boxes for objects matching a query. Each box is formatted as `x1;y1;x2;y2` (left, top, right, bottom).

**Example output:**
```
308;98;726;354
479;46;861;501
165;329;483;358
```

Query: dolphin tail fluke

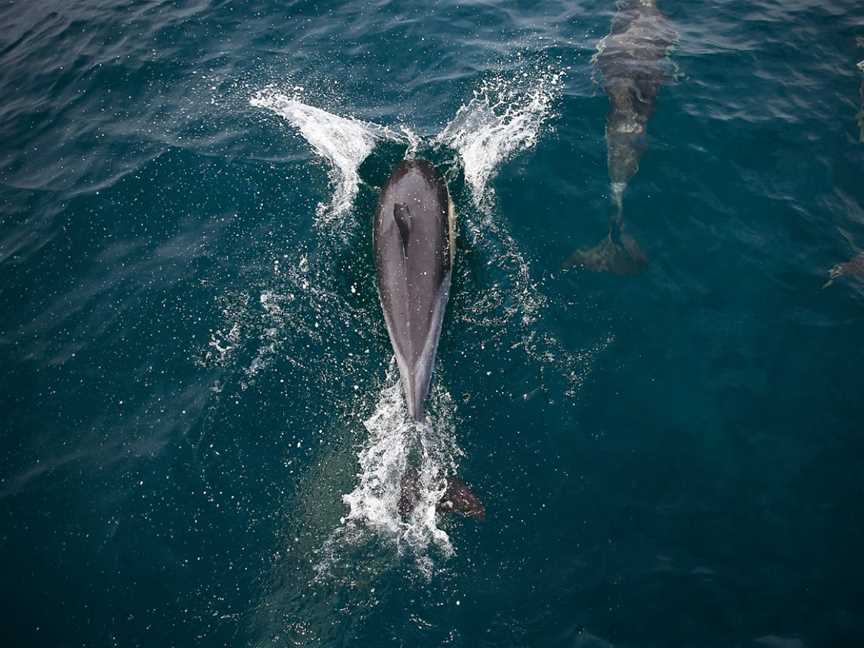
399;471;485;521
438;476;485;520
565;211;648;275
565;234;647;275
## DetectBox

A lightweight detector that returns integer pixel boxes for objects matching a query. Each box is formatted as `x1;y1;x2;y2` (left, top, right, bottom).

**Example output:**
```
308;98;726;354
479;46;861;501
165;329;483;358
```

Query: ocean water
2;0;864;646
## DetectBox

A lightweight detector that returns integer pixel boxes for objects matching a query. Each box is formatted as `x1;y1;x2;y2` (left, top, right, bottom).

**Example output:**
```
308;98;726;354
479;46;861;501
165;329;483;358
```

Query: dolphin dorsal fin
393;202;412;248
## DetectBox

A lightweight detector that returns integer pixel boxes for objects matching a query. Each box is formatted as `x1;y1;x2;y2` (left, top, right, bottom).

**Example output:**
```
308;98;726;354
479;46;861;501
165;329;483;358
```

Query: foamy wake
328;363;459;574
436;64;565;211
250;87;402;225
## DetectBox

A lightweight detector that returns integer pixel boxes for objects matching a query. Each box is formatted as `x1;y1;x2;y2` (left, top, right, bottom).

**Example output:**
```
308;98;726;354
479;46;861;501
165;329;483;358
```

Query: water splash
250;87;401;225
436;63;565;211
196;291;250;368
436;64;565;332
319;364;461;577
434;63;611;397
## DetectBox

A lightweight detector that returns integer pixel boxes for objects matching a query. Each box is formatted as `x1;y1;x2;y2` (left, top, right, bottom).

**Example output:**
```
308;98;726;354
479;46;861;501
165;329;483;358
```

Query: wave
250;87;402;226
436;61;566;349
436;63;565;211
319;363;460;578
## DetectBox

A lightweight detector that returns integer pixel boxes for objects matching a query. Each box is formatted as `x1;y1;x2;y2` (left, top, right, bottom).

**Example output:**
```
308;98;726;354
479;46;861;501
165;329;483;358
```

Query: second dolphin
568;0;676;274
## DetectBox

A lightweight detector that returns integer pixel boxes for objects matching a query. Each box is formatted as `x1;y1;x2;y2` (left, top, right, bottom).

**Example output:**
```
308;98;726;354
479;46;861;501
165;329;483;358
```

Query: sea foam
250;88;401;225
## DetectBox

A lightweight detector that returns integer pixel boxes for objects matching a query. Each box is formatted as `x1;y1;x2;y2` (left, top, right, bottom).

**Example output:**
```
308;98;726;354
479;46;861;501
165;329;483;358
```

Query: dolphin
373;158;455;422
824;252;864;288
373;159;484;520
567;0;676;274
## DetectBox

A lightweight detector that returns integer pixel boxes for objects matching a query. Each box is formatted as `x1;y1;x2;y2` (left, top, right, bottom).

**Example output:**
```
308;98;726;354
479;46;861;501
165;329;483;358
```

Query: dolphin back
374;159;454;421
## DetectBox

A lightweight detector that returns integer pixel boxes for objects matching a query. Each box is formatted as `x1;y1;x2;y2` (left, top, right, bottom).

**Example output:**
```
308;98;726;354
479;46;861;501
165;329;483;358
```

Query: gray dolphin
567;0;676;274
373;159;485;520
373;159;455;421
824;252;864;288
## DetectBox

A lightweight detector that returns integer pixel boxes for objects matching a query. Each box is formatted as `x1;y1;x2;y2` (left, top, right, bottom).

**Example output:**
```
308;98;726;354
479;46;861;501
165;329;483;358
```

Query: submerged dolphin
568;0;676;274
824;252;864;288
374;159;455;421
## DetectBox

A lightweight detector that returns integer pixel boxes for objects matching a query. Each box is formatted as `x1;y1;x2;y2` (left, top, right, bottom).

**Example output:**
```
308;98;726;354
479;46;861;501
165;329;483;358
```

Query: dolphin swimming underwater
824;251;864;288
567;0;676;274
373;158;455;421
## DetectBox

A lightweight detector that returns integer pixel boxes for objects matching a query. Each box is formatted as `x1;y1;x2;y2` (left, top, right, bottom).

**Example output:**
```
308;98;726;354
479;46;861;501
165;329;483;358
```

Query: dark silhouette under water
824;251;864;288
398;470;486;521
567;0;676;274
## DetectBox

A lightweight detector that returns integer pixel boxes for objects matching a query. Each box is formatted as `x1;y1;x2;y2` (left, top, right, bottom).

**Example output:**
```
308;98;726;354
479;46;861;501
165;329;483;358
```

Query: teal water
2;1;864;646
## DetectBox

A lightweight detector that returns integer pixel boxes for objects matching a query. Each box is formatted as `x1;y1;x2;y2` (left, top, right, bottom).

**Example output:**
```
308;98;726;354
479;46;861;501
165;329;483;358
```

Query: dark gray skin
567;0;676;274
374;159;455;422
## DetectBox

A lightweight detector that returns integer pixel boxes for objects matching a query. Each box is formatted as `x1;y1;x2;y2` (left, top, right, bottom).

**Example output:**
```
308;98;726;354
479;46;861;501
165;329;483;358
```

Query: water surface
2;1;864;646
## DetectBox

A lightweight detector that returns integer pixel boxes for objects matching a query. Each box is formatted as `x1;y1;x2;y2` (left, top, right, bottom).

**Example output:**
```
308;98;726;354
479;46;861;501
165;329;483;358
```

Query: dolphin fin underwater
565;196;648;274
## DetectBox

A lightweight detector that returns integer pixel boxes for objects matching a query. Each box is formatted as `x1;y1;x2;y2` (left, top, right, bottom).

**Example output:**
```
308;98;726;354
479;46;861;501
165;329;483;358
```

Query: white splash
433;63;565;334
196;291;250;367
250;88;400;225
240;289;296;387
339;364;459;564
436;65;565;210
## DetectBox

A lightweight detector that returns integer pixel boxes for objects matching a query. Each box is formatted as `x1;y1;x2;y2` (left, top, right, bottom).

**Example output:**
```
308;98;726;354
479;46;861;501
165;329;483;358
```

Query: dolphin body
568;0;676;274
373;159;484;520
373;159;455;422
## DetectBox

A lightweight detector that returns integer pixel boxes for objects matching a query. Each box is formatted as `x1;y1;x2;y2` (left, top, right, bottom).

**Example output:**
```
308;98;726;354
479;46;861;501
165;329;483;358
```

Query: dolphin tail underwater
373;158;484;520
565;186;648;274
398;469;486;521
823;252;864;289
